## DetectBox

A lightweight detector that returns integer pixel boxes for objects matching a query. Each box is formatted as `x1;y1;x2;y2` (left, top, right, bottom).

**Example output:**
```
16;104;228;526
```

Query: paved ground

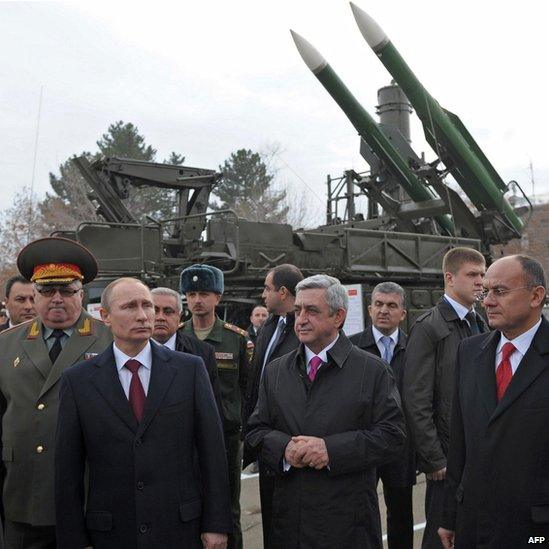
241;472;427;548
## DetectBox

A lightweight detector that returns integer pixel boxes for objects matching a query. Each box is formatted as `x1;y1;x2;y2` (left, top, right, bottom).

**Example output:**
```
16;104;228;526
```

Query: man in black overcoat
403;247;486;548
439;255;549;549
55;278;232;549
243;264;303;548
246;274;405;549
350;281;415;549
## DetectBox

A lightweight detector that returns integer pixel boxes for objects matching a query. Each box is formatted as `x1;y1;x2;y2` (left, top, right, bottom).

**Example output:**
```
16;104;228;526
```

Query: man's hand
284;439;307;468
426;467;446;481
201;532;227;549
292;435;329;469
438;527;455;549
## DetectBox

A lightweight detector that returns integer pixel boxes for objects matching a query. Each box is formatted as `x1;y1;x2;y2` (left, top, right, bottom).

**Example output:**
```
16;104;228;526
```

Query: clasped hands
285;435;329;469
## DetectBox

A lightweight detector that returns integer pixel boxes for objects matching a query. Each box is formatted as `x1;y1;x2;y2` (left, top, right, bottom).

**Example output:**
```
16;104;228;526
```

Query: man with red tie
55;278;232;549
439;255;549;549
246;274;405;548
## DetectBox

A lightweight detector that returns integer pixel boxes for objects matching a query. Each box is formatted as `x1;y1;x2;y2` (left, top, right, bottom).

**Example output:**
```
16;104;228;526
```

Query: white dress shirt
304;334;339;376
444;294;470;321
371;326;399;359
113;341;153;398
495;318;542;375
156;332;177;351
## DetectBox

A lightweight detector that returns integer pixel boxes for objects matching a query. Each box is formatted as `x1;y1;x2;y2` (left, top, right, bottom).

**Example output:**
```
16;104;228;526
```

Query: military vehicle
55;10;531;329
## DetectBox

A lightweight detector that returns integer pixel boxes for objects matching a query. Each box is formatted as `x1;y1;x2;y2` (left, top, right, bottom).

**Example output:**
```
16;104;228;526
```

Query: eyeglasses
36;286;81;298
476;286;533;301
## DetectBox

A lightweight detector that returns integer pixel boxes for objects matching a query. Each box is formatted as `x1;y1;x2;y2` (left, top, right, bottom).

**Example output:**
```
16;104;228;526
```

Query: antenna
528;159;536;204
27;85;44;243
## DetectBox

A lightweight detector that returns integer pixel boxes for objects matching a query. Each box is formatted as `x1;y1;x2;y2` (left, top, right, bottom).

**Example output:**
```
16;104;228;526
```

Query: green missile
350;2;523;237
290;30;454;235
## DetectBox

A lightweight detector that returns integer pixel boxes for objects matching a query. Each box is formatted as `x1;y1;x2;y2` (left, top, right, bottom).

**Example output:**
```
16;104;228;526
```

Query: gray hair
295;274;348;315
371;281;406;307
513;255;546;288
151;287;183;313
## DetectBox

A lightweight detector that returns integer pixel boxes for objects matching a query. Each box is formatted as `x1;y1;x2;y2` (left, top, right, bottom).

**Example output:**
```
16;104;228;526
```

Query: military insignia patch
27;321;40;339
78;318;92;336
215;352;234;360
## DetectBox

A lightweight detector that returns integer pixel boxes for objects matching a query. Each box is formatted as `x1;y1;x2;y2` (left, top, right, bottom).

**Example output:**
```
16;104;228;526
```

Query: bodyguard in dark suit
0;237;112;549
247;275;406;549
439;255;549;549
151;287;223;415
246;304;268;345
403;247;486;549
243;264;303;548
350;281;415;549
55;278;232;549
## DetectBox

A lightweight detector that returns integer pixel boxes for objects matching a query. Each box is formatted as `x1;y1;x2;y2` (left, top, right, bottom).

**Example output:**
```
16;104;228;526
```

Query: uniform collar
43;325;74;339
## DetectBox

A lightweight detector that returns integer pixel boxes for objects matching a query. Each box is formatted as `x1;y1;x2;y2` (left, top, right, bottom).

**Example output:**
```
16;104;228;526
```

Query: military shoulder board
223;322;248;338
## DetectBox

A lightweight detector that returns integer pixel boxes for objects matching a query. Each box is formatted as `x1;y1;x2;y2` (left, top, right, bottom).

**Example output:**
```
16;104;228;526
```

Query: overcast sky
2;0;548;225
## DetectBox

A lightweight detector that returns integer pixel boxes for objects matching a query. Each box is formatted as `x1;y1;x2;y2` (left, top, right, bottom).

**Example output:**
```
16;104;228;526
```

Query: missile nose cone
290;30;327;74
349;3;388;51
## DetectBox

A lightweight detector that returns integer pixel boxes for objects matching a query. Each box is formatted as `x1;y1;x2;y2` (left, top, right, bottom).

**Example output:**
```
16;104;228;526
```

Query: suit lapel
39;312;100;399
21;320;51;379
476;331;499;418
489;319;549;425
91;345;139;433
137;341;177;437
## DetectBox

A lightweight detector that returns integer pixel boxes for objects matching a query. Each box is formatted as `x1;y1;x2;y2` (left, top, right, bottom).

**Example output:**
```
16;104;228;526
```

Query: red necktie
125;359;146;421
496;342;515;402
308;356;322;382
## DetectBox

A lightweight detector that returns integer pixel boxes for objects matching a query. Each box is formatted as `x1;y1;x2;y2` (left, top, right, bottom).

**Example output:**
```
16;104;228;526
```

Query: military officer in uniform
180;264;251;549
0;237;112;548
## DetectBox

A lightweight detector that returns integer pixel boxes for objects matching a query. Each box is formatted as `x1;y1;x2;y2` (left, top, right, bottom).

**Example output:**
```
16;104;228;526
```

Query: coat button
37;403;45;410
135;438;142;446
136;481;144;490
36;445;44;454
139;523;148;533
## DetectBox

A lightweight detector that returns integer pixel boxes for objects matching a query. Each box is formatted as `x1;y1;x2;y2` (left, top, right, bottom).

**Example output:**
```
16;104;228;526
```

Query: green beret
180;264;224;294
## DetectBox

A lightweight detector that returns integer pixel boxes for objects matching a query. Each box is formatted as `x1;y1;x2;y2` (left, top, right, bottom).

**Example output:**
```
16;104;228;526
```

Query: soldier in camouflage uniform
180;264;251;549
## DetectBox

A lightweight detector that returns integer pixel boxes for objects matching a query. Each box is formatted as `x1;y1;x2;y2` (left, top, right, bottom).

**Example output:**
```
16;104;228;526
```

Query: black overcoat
246;333;406;549
350;326;416;487
175;329;223;418
243;312;299;467
55;341;232;549
442;318;549;548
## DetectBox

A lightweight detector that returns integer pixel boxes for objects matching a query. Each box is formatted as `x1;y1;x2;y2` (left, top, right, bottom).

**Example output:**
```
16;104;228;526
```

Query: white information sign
342;284;365;337
87;303;102;320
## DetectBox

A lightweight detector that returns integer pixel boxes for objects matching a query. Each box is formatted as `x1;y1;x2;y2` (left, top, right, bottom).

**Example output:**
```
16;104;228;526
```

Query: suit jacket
0;311;112;526
0;321;9;333
350;326;416;487
246;333;406;549
243;312;300;467
174;329;223;418
55;340;232;549
442;317;549;548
